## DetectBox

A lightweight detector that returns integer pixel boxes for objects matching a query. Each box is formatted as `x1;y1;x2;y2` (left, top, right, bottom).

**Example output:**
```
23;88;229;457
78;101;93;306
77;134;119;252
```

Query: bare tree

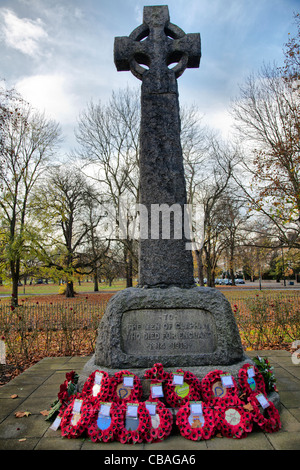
230;61;300;248
75;87;140;287
32;165;102;297
184;132;240;287
0;86;62;305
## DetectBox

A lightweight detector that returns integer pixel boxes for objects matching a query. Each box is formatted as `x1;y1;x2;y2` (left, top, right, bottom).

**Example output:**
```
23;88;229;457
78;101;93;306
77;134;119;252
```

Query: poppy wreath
248;395;281;433
144;401;173;443
238;363;266;398
176;401;216;441
144;363;170;382
81;370;111;401
163;369;201;408
201;369;239;405
214;396;253;439
57;371;78;403
46;370;79;422
60;393;93;439
115;401;152;444
109;370;142;404
87;401;122;443
147;378;165;402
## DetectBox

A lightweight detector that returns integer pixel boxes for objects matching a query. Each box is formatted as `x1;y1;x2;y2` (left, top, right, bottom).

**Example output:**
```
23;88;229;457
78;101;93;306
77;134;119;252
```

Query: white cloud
0;8;48;57
204;109;235;140
15;74;77;124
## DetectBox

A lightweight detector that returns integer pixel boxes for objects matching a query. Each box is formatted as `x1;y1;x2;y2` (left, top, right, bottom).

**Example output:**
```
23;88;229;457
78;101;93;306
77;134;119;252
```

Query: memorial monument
79;5;249;389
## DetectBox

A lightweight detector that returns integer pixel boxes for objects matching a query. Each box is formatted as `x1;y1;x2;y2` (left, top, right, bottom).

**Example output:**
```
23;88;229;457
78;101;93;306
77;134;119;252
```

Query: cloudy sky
0;0;298;154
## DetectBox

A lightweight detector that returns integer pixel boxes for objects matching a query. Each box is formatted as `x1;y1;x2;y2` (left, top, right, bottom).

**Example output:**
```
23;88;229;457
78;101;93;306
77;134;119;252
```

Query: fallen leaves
15;411;31;418
10;394;18;399
243;403;254;412
40;410;49;417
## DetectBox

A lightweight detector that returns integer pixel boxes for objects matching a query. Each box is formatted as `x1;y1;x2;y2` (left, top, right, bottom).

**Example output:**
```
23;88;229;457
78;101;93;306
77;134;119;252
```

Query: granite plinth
78;285;247;392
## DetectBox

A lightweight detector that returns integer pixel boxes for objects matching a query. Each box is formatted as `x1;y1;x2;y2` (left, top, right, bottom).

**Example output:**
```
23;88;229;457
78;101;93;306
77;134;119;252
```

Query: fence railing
229;291;300;350
0;291;299;372
0;299;107;364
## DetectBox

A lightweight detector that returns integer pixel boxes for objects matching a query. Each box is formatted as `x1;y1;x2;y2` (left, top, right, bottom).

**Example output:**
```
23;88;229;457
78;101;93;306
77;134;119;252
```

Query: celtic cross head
114;5;201;92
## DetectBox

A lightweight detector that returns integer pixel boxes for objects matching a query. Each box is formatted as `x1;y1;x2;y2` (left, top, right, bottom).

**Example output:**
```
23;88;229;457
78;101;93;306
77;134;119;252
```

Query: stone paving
0;350;299;451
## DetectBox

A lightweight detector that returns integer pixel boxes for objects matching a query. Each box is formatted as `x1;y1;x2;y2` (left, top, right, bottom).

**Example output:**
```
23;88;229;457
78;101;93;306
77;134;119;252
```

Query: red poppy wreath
238;364;266;398
214;396;253;439
144;400;173;443
144;363;170;382
81;370;111;401
109;370;142;404
60;393;93;439
248;394;281;433
115;401;152;444
176;401;215;441
201;369;239;405
87;401;122;443
164;369;201;408
56;370;79;415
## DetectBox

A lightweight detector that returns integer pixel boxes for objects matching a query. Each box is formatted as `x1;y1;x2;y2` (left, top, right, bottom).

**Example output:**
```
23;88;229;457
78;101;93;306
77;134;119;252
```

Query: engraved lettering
121;308;217;356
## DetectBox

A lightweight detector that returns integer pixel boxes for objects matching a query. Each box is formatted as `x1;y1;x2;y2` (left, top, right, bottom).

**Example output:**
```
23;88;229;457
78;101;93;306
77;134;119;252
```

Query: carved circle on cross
128;22;189;81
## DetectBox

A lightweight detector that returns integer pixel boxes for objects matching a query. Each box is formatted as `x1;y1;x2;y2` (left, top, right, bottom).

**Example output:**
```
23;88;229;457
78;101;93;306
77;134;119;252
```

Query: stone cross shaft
114;5;201;288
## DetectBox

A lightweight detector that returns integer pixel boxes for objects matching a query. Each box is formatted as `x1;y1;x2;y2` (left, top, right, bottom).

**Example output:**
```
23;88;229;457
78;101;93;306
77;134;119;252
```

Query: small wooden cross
114;5;201;91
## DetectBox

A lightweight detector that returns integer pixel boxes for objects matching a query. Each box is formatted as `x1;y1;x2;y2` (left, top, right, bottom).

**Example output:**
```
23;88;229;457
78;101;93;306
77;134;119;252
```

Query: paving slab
0;351;299;452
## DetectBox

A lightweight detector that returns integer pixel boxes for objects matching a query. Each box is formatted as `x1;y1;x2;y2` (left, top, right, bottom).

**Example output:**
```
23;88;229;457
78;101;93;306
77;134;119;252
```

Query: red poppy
176;401;216;441
163;369;201;408
201;369;239;405
109;370;142;404
115;402;152;444
248;394;281;433
60;394;93;439
81;370;111;401
144;363;170;381
214;396;253;439
238;363;266;398
144;401;173;443
87;400;121;443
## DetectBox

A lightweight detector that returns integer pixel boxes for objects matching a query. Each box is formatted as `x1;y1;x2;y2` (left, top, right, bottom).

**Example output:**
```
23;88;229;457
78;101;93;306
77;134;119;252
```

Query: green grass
0;279;128;297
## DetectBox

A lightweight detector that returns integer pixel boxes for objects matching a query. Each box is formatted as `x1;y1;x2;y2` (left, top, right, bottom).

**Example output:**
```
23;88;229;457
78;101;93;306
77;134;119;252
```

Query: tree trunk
66;281;75;298
10;259;19;307
126;253;133;288
124;244;133;288
11;275;19;307
93;272;99;292
195;248;204;286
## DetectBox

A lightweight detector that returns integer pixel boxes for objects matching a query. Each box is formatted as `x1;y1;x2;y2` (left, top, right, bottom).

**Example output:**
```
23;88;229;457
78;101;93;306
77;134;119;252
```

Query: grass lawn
0;279;128;297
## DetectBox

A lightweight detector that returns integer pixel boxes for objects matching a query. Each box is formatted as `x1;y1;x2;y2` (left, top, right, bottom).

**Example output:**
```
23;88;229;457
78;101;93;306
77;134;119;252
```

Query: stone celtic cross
114;5;200;92
114;5;201;288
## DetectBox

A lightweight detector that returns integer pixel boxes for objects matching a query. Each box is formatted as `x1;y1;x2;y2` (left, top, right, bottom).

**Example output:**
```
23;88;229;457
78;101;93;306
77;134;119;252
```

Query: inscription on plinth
121;309;217;356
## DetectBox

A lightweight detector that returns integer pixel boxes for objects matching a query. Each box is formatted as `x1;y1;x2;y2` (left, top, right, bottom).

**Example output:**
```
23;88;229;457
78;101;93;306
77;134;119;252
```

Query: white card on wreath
123;376;134;388
256;394;270;409
221;374;234;388
73;399;83;413
100;403;112;416
151;384;164;398
172;374;184;386
94;372;103;385
50;416;61;431
190;403;203;415
247;367;255;378
145;402;157;416
127;404;138;418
